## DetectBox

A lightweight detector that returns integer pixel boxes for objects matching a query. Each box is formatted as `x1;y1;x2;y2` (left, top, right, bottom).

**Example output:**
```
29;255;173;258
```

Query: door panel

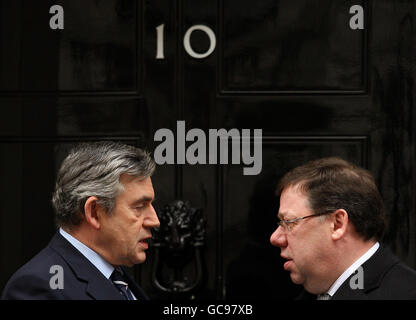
1;0;138;92
221;0;366;93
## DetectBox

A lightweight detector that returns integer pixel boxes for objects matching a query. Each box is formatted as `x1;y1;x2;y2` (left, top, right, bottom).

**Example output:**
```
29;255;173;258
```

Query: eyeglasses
277;211;333;232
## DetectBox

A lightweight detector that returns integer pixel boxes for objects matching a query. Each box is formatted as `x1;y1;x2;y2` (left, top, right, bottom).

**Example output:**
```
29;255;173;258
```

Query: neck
342;238;376;269
62;224;119;267
61;224;96;252
328;237;377;289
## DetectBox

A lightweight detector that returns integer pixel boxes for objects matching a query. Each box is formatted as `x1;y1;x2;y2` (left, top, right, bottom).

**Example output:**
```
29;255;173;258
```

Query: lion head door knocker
151;200;206;298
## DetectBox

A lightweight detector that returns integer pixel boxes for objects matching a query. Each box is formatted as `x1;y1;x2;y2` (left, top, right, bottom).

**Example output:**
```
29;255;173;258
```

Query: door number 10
156;24;217;59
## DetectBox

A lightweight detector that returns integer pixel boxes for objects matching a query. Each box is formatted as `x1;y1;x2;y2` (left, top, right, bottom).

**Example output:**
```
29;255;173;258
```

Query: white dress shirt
318;242;380;299
59;228;137;300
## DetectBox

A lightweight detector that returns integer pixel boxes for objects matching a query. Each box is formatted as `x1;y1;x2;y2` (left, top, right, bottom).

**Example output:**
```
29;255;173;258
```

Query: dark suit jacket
297;245;416;300
1;232;149;300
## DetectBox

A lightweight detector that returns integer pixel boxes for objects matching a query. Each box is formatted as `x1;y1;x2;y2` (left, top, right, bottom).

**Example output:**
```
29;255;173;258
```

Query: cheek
129;218;145;239
288;233;316;261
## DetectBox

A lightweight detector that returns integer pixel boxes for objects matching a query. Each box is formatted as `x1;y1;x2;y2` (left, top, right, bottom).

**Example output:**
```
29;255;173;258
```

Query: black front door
0;0;414;299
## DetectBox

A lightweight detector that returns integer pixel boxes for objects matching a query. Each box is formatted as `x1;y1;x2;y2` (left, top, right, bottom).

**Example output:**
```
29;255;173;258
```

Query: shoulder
1;245;67;300
367;246;416;299
1;232;91;300
375;261;416;298
334;244;416;300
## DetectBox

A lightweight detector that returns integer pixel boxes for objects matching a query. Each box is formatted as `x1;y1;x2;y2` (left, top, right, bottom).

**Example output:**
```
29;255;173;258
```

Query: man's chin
132;252;146;265
289;272;305;285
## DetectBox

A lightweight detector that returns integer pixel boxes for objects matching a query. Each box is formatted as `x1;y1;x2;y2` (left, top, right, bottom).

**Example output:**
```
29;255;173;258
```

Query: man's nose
146;204;160;228
270;226;287;248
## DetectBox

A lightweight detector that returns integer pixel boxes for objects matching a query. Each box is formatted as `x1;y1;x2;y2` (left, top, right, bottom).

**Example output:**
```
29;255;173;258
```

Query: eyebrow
131;196;154;206
278;212;295;220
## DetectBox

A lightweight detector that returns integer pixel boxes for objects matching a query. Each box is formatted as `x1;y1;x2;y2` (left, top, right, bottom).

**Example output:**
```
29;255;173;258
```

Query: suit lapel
49;232;124;300
332;245;399;300
84;273;124;300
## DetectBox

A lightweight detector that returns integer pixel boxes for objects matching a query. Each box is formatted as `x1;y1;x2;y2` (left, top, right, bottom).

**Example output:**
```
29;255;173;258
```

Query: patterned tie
110;268;135;300
317;293;331;300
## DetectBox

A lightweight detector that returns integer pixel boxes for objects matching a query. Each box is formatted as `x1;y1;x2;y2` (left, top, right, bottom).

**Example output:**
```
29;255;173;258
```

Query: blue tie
110;268;135;300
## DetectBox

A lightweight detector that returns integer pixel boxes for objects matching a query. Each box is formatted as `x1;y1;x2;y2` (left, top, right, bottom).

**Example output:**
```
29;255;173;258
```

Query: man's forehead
118;174;154;196
278;185;312;218
280;185;305;202
282;182;307;194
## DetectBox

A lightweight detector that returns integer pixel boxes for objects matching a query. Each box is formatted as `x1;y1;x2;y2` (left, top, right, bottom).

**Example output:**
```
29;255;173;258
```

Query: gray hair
52;141;155;228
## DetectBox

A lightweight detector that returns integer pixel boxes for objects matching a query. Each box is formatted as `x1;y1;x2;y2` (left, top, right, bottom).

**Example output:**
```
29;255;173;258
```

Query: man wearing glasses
270;157;416;300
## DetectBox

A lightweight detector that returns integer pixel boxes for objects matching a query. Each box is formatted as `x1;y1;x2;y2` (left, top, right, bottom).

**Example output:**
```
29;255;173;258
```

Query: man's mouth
281;255;292;270
139;237;151;249
283;260;292;271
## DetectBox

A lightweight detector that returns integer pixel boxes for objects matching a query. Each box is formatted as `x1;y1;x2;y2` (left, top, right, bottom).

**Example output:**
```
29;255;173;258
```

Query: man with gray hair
2;141;160;300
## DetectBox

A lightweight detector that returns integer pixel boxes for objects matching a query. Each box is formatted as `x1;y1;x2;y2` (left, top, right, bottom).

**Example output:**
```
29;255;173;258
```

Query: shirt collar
59;228;115;279
325;242;380;297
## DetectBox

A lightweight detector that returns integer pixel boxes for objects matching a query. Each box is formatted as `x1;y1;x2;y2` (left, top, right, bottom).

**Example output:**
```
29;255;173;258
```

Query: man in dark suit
1;141;160;300
270;157;416;300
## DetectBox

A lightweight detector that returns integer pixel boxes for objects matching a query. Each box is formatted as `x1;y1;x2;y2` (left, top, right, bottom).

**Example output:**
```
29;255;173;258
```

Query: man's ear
331;209;349;241
84;196;103;230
